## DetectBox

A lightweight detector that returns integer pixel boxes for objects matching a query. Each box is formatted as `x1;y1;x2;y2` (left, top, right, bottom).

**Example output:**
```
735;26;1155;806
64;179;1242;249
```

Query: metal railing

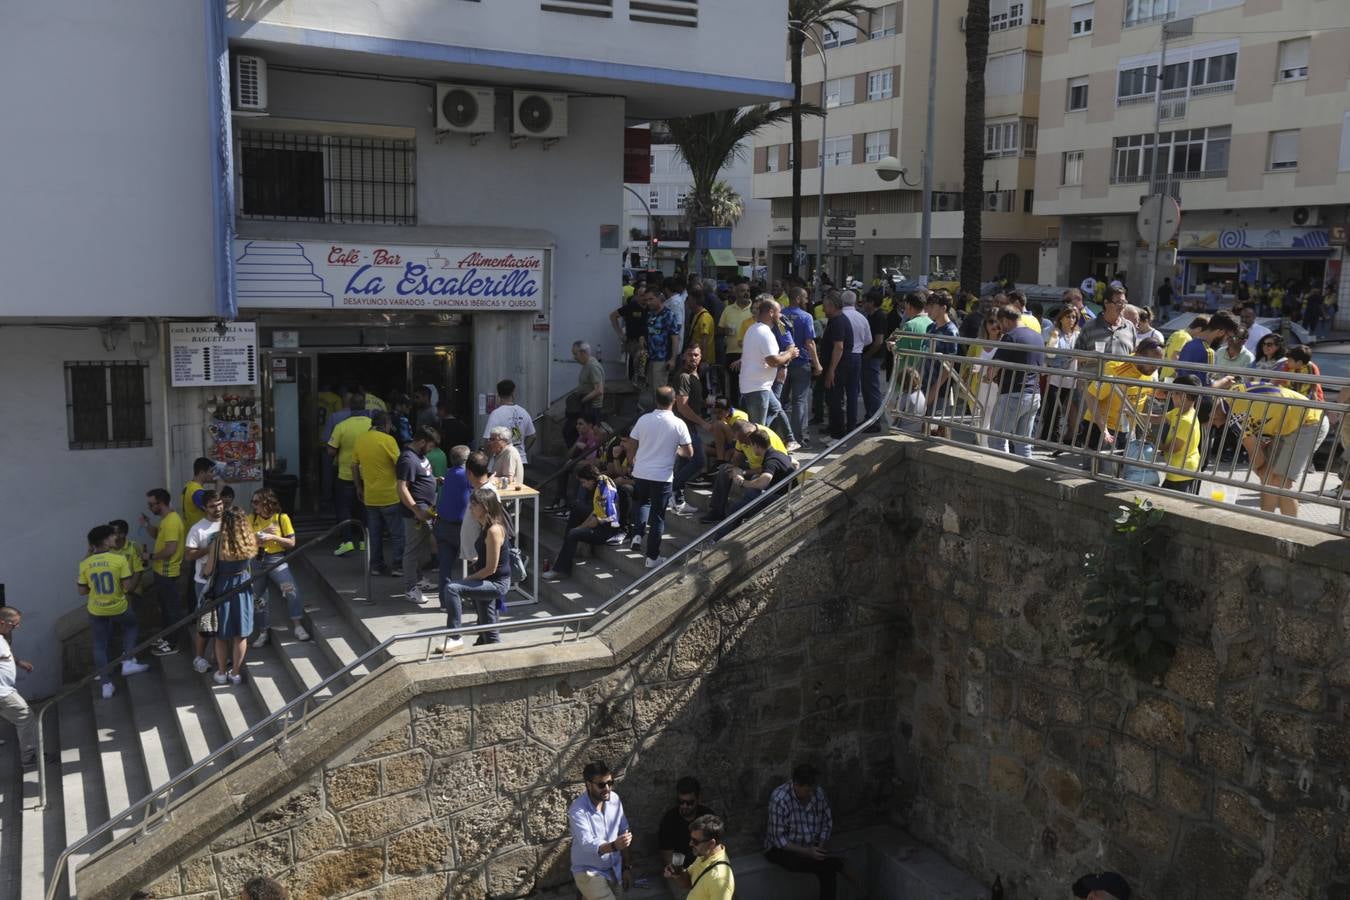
48;372;901;900
889;332;1350;532
34;519;371;810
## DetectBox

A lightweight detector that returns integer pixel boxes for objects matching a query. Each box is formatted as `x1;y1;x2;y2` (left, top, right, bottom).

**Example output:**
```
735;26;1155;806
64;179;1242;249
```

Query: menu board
170;322;258;387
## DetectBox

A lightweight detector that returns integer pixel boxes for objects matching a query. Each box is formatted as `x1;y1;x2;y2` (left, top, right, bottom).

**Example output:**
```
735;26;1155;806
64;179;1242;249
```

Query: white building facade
0;0;789;694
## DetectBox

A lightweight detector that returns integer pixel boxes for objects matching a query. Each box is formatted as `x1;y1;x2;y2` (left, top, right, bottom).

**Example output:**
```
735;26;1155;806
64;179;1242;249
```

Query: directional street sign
827;229;856;237
826;217;856;227
827;209;856;217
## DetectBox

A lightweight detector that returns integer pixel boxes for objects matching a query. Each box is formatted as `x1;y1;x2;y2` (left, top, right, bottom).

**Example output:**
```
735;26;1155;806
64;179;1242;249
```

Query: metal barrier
888;333;1350;533
47;369;900;900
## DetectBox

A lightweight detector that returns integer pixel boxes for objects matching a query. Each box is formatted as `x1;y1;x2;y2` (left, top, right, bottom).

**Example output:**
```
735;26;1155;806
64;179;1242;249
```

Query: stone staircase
0;439;831;899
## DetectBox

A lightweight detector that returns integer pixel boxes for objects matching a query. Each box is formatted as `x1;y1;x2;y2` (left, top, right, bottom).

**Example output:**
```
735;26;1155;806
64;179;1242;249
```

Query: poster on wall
233;240;549;311
169;322;258;387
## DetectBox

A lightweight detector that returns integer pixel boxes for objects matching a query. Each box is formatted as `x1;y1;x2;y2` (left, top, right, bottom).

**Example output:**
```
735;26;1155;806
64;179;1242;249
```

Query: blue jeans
990;391;1042;458
444;578;505;643
434;519;462;623
90;609;140;683
844;353;863;429
334;479;365;545
367;503;405;571
765;387;795;443
784;365;813;444
255;553;302;631
672;432;706;501
628;478;673;561
862;356;883;420
553;524;619;574
742;389;772;426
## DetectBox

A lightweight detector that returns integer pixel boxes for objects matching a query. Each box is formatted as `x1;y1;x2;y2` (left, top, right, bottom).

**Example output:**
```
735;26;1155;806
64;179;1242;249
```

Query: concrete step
58;687;111;897
124;663;192;802
88;682;150;841
241;644;304;739
20;733;65;900
201;659;270;758
157;646;234;784
0;725;21;897
292;561;383;684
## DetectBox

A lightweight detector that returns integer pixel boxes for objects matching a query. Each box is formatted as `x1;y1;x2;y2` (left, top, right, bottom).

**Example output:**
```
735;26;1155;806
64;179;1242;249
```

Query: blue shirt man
781;303;816;370
569;761;633;896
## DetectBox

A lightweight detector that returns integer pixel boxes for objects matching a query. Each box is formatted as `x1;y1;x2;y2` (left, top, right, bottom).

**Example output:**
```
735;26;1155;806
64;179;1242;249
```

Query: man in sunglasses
658;776;715;898
569;761;633;898
1075;286;1138;357
665;814;734;900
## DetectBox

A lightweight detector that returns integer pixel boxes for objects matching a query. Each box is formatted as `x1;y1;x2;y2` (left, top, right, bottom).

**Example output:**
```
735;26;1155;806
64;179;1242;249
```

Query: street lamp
789;20;828;296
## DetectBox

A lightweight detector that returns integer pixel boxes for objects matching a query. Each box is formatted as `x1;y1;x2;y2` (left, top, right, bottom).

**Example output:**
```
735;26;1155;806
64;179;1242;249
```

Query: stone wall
891;441;1350;899
89;441;912;900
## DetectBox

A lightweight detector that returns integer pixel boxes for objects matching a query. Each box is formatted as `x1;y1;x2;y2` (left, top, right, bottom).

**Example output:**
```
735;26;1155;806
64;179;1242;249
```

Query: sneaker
605;533;624;545
333;541;356;557
228;672;243;686
101;682;115;700
541;570;563;582
434;636;464;654
672;500;696;516
151;640;178;657
192;656;211;674
644;556;668;569
293;623;311;642
251;631;270;649
120;660;150;677
549;508;571;519
390;567;404;578
786;441;802;453
405;587;426;605
370;565;390;577
212;671;228;685
628;535;642;552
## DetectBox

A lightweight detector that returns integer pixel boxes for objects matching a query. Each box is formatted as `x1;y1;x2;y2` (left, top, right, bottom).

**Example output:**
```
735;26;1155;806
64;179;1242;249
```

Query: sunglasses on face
591;779;615;789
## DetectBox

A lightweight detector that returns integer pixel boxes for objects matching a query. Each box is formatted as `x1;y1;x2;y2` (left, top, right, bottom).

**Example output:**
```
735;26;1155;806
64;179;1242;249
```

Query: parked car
1159;312;1317;346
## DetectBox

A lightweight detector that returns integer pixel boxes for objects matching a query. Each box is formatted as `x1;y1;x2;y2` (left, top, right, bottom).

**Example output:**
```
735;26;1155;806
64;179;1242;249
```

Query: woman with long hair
1254;333;1287;371
202;507;257;685
437;488;513;652
967;313;1003;448
248;488;308;647
1040;306;1081;443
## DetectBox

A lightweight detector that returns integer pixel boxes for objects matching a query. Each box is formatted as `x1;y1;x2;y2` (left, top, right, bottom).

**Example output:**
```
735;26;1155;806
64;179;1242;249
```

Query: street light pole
920;0;938;285
791;21;828;297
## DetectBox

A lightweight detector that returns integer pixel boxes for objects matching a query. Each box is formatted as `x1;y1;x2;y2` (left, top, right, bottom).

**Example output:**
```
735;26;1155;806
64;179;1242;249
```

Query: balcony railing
1110;168;1226;185
1190;80;1235;97
1123;9;1176;28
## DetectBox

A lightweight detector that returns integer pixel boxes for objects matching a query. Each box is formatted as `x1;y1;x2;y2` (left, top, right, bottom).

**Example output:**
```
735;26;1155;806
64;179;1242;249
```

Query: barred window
66;361;151;449
237;131;416;225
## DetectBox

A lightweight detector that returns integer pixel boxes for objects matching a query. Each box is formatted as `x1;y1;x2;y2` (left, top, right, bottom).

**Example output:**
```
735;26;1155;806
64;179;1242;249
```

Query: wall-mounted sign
272;329;300;349
234;240;547;311
170;322;258;387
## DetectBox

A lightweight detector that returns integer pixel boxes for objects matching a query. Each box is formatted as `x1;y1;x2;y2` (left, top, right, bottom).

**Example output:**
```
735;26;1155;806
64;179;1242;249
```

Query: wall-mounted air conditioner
512;92;569;139
436;84;496;133
233;55;268;112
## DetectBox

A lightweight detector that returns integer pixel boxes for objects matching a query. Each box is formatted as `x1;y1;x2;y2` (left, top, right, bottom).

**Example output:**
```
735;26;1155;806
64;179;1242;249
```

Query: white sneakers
293;623;311;641
437;636;464;653
192;656;211;673
541;570;562;582
212;671;228;685
101;682;115;699
120;660;150;677
672;500;696;516
251;631;271;649
405;587;426;605
629;535;643;552
644;556;668;569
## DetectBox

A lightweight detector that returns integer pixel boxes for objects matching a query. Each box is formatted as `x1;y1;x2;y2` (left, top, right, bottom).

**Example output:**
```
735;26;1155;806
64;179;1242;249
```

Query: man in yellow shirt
182;457;218;530
79;525;151;698
686;289;716;365
664;815;734;900
109;519;149;597
352;411;404;576
718;285;754;399
1082;339;1164;453
328;392;373;557
141;488;186;656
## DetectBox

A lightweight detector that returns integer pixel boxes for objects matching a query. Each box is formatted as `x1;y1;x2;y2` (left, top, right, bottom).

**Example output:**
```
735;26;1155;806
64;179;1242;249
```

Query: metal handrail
47;368;901;900
34;518;371;809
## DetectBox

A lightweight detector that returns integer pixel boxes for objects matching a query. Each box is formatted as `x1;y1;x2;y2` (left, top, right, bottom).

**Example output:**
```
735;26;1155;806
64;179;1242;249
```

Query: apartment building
622;133;772;274
752;0;1057;285
1036;0;1350;308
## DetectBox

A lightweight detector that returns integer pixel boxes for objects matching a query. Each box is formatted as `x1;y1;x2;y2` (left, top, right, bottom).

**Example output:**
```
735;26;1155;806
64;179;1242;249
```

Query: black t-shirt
760;449;794;484
617;298;648;341
865;309;889;356
396;449;437;516
992;326;1046;395
672;371;704;427
822;314;853;359
658;805;714;860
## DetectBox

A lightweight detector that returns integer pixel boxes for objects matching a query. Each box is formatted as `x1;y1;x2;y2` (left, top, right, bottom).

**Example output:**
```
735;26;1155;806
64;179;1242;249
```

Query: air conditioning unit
937;194;956;211
1291;206;1317;227
512;92;568;139
436;84;496;133
233;55;268;112
987;194;1002;211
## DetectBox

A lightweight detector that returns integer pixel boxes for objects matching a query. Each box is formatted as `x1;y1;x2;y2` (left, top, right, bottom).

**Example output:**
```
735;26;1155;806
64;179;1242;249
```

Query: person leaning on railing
1209;374;1330;518
1078;339;1165;455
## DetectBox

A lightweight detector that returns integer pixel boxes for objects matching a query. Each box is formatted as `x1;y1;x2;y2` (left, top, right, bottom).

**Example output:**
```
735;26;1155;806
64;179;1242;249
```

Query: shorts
1268;417;1329;480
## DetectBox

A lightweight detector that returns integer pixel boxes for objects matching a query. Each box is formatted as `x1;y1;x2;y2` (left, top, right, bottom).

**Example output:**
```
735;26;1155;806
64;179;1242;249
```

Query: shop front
235;237;551;513
1177;225;1334;298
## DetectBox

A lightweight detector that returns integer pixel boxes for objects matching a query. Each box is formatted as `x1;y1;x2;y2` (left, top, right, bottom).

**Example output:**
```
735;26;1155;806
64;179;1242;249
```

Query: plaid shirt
764;782;833;849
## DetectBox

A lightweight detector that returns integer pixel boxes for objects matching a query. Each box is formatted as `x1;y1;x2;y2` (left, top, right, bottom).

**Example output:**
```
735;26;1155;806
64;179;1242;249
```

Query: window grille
630;0;697;27
542;0;613;17
238;131;416;225
65;361;151;450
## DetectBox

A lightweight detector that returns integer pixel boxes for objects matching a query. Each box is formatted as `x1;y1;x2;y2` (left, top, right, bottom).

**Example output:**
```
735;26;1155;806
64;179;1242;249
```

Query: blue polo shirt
1177;337;1213;384
436;465;470;523
781;306;815;369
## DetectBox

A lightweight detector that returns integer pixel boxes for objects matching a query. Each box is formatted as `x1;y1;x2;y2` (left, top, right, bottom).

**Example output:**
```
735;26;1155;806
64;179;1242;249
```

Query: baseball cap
1072;872;1131;899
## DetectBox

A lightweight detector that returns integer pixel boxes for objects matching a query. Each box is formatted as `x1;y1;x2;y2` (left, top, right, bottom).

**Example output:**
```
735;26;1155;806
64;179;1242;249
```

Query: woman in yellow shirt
1160;375;1204;494
1211;375;1330;516
248;489;309;645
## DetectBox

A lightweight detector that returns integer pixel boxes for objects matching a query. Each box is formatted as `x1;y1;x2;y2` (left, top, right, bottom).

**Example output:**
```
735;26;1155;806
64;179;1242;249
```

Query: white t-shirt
1243;321;1272;353
739;321;780;394
842;308;872;353
665;292;687;339
483;404;536;463
629;409;692;483
0;634;16;697
186;518;222;585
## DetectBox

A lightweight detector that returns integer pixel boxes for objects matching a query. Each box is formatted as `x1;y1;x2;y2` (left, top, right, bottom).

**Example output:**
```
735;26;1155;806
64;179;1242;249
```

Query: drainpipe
206;0;238;321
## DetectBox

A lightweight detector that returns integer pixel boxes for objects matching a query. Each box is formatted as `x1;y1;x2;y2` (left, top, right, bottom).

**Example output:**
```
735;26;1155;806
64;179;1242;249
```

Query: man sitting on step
542;463;622;583
700;424;794;526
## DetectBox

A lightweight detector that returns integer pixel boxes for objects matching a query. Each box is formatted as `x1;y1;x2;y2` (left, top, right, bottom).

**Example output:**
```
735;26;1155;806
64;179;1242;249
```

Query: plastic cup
671;853;685;868
1210;488;1226;502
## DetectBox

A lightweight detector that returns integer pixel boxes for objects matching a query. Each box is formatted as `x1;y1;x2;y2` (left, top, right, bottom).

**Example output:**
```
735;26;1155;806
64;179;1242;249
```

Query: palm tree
709;181;744;228
788;0;866;279
961;0;991;295
665;105;799;238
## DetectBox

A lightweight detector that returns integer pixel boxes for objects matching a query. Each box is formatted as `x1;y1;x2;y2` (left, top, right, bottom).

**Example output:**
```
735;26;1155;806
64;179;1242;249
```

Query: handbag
1122;438;1164;487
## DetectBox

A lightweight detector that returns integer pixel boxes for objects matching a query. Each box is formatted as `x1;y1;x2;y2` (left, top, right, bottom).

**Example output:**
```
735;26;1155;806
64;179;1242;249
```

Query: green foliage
1071;497;1178;683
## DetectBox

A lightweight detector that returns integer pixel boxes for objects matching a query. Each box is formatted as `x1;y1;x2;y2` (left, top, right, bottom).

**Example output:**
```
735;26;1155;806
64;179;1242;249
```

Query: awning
1179;248;1332;258
707;249;738;267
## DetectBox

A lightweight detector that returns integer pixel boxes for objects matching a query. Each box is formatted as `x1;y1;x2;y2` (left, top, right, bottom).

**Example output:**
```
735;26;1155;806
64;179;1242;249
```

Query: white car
1159;312;1316;346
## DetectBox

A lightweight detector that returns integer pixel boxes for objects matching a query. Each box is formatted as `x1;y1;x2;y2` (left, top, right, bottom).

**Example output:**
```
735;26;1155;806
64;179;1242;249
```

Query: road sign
827;209;856;217
1136;194;1181;244
828;242;855;251
827;229;856;237
826;217;856;226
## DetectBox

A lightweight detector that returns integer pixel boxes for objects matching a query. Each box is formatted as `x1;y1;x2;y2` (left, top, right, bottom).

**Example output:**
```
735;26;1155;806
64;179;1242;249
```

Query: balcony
1110;168;1226;186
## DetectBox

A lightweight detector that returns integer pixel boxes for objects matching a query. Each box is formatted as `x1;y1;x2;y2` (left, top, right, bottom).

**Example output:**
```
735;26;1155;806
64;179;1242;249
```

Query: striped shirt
764;782;833;849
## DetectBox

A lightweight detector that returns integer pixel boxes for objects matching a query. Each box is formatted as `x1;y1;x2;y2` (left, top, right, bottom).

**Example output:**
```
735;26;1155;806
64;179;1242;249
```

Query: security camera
875;155;905;183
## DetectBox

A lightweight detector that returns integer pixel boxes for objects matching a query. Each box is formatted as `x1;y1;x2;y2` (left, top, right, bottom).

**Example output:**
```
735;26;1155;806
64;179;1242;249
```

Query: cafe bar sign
234;240;547;311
